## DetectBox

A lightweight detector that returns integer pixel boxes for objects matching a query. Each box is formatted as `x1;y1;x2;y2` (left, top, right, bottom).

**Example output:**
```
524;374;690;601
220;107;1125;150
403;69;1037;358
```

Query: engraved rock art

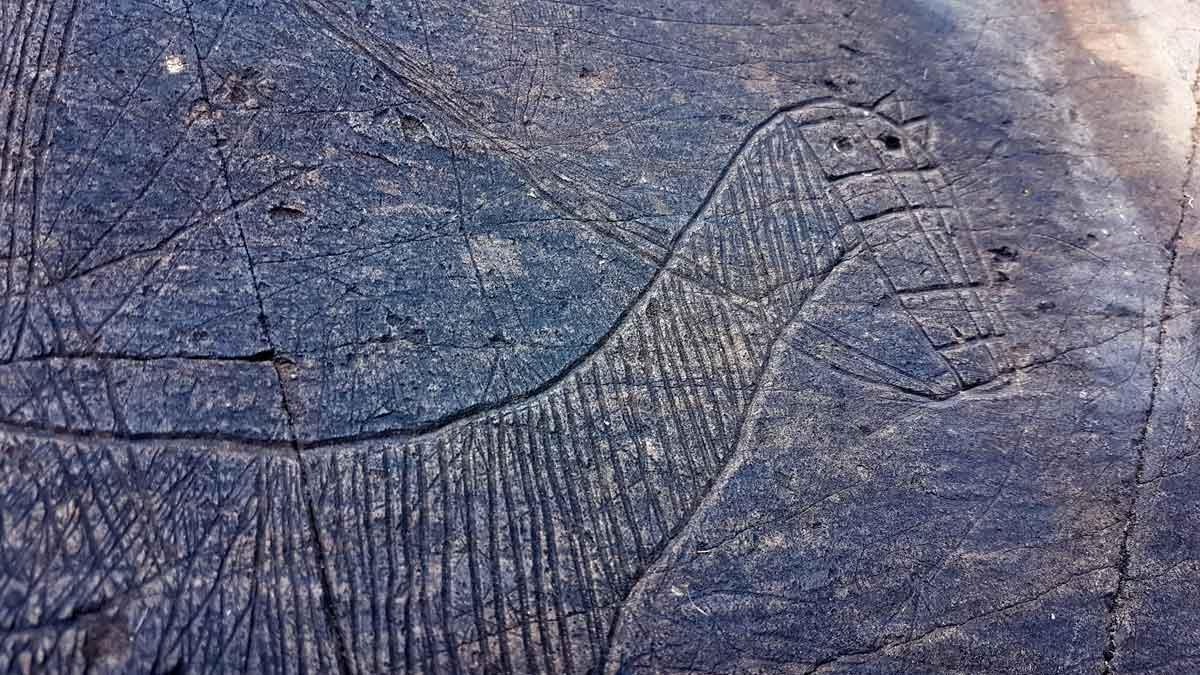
358;106;997;672
0;93;1008;673
297;98;1011;674
1;1;1197;674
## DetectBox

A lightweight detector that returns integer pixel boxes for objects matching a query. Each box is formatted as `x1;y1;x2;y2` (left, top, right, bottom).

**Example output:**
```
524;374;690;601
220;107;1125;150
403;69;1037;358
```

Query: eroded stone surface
0;1;1197;673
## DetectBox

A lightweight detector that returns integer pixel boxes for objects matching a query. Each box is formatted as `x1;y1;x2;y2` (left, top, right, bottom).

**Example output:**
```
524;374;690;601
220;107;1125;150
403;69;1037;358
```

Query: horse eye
879;134;902;151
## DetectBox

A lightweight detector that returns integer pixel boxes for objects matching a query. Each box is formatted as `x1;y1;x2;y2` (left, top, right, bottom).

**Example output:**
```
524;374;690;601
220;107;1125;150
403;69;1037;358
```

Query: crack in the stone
2;348;281;364
207;101;358;674
269;355;358;675
1099;46;1200;675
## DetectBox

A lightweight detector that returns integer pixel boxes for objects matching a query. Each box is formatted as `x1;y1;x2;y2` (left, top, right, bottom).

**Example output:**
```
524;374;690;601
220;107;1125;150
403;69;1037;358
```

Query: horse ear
870;91;932;147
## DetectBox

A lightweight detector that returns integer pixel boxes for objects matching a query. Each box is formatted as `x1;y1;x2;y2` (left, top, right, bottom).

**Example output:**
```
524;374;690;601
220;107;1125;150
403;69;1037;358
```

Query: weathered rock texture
1;1;1198;673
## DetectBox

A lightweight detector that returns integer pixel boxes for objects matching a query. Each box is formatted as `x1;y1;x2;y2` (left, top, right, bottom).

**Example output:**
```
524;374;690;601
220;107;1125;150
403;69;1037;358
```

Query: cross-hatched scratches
0;438;343;674
0;97;1009;674
297;100;1009;674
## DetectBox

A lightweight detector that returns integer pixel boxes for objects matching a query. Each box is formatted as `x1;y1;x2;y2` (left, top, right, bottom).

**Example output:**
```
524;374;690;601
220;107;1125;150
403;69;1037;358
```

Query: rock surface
1;1;1198;673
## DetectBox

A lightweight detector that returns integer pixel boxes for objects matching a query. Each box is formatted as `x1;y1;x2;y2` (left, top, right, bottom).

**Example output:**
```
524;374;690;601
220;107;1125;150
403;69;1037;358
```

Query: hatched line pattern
297;101;1009;674
0;98;1011;673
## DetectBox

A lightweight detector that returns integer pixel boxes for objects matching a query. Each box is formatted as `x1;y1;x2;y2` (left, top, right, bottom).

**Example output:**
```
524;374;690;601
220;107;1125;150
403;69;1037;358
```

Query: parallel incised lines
307;99;1008;674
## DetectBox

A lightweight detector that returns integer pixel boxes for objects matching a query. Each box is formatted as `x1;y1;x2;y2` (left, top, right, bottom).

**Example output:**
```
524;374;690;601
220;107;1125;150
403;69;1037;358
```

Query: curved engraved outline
295;93;1013;675
0;96;1006;455
0;93;1013;675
